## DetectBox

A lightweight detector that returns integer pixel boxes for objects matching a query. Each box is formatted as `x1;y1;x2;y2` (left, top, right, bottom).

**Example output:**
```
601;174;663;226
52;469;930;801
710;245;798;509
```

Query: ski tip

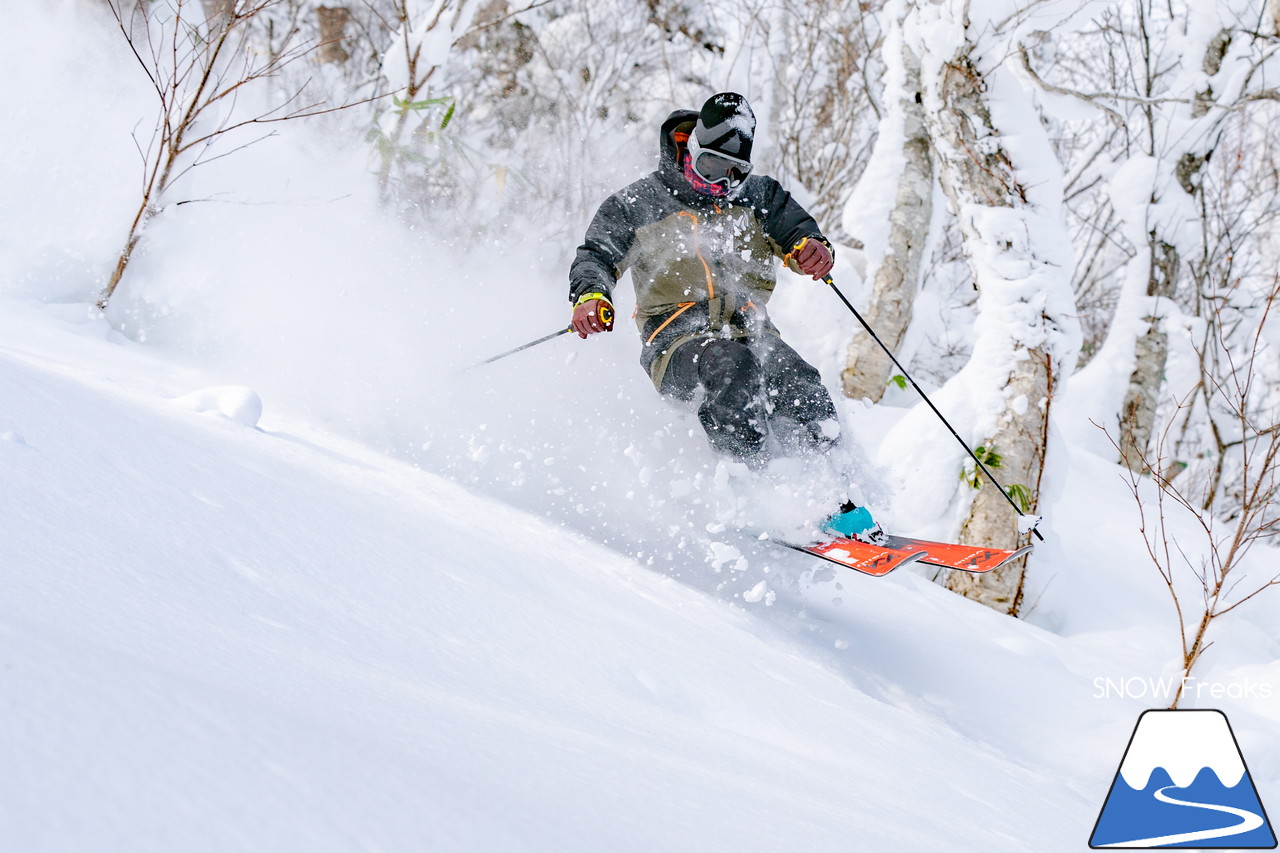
921;543;1034;573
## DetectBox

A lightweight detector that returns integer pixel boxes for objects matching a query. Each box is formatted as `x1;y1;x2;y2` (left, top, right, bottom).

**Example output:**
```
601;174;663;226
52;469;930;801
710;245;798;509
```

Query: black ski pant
660;335;838;462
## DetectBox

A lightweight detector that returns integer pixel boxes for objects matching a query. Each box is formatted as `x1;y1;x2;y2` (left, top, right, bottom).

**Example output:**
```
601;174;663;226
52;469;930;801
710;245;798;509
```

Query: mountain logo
1090;709;1276;848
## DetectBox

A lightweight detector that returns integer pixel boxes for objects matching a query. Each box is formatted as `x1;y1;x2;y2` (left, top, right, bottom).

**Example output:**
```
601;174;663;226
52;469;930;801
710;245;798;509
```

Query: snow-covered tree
1021;1;1280;488
840;0;931;403
868;0;1086;614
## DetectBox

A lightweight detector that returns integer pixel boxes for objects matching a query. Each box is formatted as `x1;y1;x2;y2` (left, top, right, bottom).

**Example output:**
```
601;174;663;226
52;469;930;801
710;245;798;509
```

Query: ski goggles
686;132;753;189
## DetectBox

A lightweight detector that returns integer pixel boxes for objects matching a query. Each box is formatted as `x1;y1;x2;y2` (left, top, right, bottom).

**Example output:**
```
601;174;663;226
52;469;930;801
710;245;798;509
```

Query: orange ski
882;535;1033;573
781;537;927;577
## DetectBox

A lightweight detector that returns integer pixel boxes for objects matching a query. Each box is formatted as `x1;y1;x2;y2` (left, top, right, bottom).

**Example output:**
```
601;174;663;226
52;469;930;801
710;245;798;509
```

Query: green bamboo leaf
973;444;1003;468
1005;483;1033;512
394;95;455;111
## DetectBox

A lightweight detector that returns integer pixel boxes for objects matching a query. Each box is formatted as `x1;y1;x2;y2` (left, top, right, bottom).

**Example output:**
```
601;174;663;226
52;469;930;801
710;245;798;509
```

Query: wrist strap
788;236;833;256
575;291;612;308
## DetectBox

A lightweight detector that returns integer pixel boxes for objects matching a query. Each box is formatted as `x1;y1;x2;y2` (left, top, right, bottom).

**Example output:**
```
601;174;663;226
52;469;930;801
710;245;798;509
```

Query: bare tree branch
99;0;378;310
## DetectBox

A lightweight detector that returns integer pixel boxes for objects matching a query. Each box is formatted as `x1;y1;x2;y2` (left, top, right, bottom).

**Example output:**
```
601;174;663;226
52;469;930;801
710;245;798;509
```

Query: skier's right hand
786;237;834;280
572;293;615;338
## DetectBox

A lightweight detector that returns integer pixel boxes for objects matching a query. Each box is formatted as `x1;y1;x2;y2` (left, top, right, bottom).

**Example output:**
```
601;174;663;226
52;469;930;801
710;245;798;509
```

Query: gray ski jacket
569;109;830;390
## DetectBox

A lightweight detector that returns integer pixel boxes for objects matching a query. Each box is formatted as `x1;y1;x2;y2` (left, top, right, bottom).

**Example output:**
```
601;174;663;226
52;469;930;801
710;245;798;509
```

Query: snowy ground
2;300;1276;852
3;4;1279;851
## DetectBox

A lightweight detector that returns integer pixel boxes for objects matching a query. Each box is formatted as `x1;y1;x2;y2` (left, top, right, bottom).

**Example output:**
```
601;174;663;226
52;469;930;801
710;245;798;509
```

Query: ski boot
824;501;887;545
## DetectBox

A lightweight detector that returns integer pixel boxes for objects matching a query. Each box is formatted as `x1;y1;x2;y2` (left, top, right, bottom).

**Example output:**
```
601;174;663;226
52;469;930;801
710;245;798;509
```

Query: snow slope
0;303;1180;853
3;299;1274;852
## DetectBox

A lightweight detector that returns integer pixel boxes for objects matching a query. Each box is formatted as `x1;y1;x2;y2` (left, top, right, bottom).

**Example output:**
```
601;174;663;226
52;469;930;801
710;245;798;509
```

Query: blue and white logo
1091;709;1276;848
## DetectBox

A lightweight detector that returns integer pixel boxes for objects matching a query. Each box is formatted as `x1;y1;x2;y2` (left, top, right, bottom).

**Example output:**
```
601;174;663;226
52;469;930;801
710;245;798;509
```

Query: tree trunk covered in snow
1115;14;1240;472
841;14;932;403
909;3;1077;615
1118;237;1177;471
926;51;1047;613
1076;5;1240;473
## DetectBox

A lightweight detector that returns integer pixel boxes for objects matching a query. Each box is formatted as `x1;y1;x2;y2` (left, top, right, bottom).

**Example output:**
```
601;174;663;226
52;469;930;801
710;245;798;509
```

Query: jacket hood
657;108;704;200
659;109;699;171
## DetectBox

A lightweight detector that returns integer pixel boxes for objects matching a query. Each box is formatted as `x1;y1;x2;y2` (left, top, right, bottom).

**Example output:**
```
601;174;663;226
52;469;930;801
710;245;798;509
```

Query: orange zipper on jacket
676;210;716;299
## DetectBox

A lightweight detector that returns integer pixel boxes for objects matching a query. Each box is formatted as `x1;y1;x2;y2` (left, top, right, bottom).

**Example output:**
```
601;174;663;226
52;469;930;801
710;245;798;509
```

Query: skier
567;92;881;542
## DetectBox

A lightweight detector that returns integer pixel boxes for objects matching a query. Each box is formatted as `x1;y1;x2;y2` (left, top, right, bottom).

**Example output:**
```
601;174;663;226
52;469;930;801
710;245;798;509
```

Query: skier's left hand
572;294;615;338
787;237;834;280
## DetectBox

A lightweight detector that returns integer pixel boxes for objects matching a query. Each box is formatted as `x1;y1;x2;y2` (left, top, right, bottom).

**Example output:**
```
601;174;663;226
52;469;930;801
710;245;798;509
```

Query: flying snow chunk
708;542;747;572
172;386;264;428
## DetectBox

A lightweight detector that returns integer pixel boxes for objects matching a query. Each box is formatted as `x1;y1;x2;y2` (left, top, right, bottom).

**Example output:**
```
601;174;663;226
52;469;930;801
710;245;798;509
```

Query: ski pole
823;274;1044;541
479;301;615;366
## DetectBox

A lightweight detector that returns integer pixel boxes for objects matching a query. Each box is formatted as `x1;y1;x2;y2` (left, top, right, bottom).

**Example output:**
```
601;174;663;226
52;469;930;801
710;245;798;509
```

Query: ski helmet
685;92;755;194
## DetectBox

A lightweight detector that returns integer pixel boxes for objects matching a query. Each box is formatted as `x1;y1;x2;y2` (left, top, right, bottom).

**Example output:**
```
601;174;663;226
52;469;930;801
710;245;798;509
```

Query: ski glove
572;292;615;338
785;237;834;280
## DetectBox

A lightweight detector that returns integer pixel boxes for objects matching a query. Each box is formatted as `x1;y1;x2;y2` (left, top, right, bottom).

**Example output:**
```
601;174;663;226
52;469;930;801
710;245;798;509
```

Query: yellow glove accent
575;291;611;308
782;238;806;274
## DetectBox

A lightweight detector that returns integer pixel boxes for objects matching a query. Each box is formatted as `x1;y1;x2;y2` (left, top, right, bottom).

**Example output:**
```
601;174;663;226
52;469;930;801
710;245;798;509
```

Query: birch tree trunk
1118;237;1177;471
841;7;932;402
907;1;1079;614
1117;14;1236;471
1078;4;1237;472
